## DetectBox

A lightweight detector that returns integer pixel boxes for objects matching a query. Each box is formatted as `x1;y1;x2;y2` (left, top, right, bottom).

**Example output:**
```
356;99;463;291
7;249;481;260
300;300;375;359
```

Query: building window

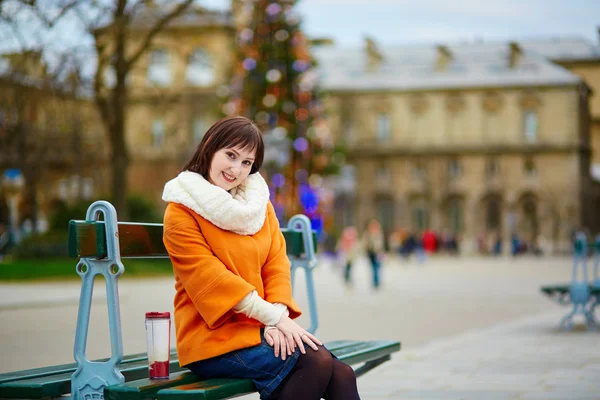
412;206;429;231
412;161;427;181
147;49;171;87
524;157;536;177
523;110;538;143
376;166;390;181
448;159;462;179
376;196;395;239
342;119;355;143
486;197;501;231
448;198;463;233
151;119;165;148
82;178;94;200
192;119;206;143
486;158;500;178
186;48;215;87
376;113;390;142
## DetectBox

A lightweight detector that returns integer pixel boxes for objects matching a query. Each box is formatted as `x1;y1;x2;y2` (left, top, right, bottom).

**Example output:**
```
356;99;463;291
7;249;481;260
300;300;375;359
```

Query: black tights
275;346;360;400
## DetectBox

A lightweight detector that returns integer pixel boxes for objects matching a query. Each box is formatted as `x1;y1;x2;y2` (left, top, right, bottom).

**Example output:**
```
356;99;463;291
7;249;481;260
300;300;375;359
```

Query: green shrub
12;231;69;259
126;194;162;222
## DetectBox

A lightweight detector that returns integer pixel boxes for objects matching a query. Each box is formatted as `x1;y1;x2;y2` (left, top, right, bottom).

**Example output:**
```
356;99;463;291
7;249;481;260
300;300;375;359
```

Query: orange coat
163;201;302;367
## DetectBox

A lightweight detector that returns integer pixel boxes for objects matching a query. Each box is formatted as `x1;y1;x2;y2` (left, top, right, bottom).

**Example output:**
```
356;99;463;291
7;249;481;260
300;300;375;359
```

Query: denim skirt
185;334;300;400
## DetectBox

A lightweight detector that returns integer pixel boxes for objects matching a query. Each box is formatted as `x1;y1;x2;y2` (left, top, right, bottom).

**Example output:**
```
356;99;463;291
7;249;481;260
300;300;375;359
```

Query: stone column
462;195;478;255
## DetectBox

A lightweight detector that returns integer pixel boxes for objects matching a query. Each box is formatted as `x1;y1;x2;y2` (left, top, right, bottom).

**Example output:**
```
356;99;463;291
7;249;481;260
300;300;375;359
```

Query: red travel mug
145;312;171;379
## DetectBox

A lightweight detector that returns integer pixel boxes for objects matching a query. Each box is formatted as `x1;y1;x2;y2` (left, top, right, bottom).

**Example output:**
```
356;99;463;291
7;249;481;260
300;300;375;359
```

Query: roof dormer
435;45;453;72
364;36;384;72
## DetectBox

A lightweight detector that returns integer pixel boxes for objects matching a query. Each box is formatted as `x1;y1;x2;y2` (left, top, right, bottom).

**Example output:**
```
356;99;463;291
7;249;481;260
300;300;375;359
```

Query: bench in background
540;232;600;330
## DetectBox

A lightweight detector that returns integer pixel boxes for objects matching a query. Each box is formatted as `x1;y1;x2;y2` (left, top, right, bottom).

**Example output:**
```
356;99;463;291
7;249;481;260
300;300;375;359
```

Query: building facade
318;40;600;253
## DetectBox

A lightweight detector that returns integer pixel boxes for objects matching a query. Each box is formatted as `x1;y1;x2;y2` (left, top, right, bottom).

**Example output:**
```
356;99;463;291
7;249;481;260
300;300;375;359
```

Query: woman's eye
243;160;252;166
227;152;235;159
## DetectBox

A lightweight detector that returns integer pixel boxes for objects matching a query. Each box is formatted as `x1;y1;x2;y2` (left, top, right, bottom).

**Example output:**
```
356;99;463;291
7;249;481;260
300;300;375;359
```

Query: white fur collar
162;171;270;235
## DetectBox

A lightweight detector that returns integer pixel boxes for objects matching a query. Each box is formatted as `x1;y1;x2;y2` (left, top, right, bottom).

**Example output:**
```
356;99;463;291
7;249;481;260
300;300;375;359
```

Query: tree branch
30;0;79;28
126;0;193;68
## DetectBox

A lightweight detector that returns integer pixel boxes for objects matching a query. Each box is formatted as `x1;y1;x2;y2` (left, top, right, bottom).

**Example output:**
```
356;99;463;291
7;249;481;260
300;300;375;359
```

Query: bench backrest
67;221;317;259
65;200;320;400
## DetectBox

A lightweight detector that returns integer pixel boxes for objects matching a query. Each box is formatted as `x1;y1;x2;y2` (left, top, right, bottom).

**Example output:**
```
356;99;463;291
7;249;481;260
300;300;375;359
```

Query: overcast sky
1;0;598;66
206;0;600;47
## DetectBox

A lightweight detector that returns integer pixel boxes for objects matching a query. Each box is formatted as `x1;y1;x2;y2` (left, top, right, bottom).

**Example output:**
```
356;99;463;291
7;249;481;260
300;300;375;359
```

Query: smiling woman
161;115;361;399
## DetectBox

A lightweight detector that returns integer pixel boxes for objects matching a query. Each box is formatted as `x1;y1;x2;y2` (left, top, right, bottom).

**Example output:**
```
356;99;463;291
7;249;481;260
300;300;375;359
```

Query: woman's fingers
304;331;322;347
286;335;295;355
293;332;306;354
265;330;274;346
272;331;280;358
301;334;319;351
279;331;287;360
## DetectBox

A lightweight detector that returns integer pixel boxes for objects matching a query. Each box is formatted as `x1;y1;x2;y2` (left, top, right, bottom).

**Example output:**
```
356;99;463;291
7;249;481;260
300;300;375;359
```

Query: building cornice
345;143;591;158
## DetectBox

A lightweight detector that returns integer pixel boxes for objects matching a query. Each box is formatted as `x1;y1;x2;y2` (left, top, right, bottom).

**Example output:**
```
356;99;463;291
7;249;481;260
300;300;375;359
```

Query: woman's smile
222;171;236;183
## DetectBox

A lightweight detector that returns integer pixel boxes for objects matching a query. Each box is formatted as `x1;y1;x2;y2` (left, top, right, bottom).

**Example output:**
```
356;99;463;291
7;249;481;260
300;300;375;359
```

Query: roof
519;37;600;62
313;41;584;92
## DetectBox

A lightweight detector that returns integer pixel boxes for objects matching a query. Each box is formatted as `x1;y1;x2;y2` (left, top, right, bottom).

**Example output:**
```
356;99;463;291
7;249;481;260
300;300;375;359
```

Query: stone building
318;39;600;253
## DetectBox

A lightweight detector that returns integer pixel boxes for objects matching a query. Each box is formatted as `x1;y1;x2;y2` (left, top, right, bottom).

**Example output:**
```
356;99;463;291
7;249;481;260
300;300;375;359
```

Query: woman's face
208;146;256;191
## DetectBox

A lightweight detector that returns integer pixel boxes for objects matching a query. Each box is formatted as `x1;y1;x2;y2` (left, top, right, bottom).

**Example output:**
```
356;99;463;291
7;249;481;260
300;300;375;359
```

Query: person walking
336;226;360;285
162;116;360;400
362;219;385;289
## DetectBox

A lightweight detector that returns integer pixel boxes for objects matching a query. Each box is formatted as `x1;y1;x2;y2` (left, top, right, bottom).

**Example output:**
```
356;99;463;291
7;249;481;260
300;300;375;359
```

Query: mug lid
145;312;170;319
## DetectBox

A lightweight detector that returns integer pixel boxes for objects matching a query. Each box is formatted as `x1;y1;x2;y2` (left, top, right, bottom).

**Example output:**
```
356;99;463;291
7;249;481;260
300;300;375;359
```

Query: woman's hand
264;327;294;360
275;315;322;354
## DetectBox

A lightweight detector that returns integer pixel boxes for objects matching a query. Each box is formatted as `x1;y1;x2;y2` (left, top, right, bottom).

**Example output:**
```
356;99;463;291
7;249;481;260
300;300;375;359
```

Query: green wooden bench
0;201;400;400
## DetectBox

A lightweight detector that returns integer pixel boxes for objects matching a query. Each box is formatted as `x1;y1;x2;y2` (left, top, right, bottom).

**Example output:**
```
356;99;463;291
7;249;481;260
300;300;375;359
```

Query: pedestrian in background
363;219;385;289
336;226;360;286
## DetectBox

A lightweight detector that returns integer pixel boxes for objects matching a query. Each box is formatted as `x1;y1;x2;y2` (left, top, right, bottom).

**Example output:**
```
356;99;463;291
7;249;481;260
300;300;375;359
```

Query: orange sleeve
261;202;302;319
163;206;255;329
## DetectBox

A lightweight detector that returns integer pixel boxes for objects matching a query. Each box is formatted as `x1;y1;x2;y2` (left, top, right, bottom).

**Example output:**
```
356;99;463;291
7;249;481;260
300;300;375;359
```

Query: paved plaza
0;255;599;399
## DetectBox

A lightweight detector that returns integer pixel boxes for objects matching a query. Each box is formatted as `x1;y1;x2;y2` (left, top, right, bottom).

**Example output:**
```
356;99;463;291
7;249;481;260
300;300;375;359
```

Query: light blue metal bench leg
561;233;594;331
587;235;600;325
287;214;319;335
71;201;125;400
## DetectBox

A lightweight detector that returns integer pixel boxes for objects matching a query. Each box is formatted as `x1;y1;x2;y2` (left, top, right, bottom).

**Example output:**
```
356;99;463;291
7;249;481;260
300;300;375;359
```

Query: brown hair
182;116;264;178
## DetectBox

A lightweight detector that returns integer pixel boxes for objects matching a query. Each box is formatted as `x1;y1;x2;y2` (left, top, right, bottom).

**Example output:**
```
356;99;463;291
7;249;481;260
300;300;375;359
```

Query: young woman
162;116;360;400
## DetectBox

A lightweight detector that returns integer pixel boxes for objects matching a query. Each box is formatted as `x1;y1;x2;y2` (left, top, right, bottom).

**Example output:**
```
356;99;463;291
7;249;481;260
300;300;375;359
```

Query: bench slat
540;285;600;295
0;351;181;399
68;221;316;259
105;340;401;400
157;379;255;400
105;371;199;400
0;350;173;385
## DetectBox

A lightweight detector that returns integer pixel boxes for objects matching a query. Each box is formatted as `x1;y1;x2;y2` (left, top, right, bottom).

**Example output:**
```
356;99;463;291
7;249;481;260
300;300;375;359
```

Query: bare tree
0;51;92;233
1;0;194;216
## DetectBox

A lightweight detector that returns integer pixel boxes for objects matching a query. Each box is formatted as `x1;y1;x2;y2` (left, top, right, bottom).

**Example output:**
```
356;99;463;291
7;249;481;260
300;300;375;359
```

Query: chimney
508;42;522;69
364;36;384;72
435;45;453;72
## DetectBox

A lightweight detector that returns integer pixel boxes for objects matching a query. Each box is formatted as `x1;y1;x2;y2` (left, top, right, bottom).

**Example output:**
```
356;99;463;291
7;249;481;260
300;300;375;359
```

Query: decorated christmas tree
221;0;337;228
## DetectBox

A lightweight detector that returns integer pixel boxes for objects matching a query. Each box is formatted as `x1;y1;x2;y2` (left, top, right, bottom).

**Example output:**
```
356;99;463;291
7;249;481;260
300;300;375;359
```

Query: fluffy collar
162;171;270;235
